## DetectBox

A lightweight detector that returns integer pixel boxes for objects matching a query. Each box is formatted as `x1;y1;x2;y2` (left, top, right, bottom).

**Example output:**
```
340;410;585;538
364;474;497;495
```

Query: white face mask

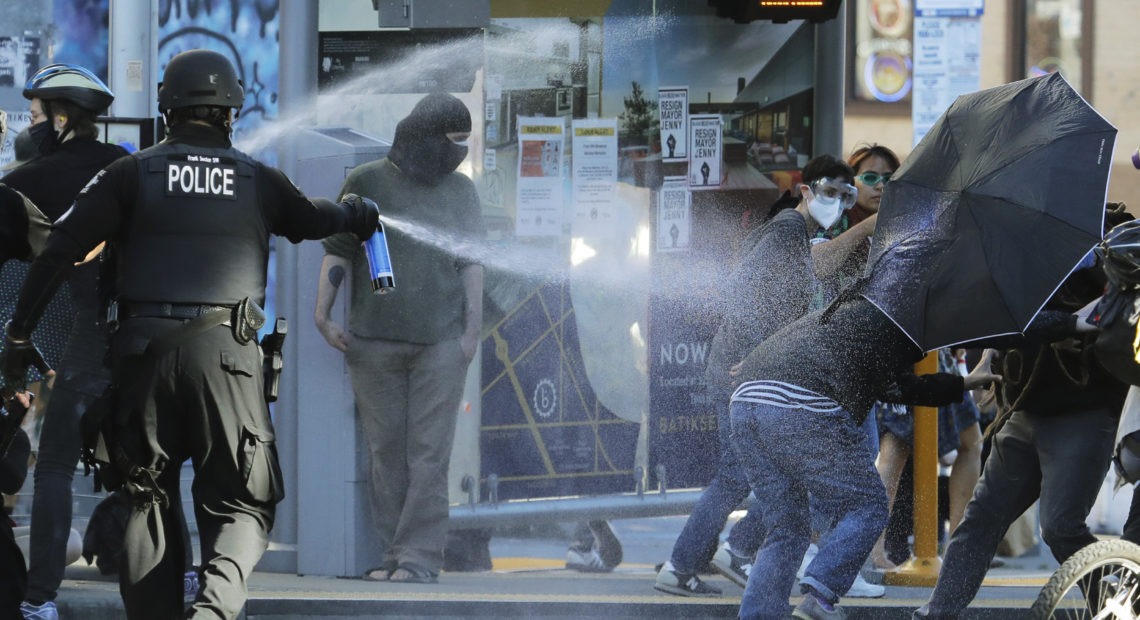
805;178;858;230
808;195;844;230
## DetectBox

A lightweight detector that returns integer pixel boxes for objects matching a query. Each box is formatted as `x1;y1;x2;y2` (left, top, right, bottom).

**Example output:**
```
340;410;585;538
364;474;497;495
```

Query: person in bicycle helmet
5;63;124;220
3;64;128;620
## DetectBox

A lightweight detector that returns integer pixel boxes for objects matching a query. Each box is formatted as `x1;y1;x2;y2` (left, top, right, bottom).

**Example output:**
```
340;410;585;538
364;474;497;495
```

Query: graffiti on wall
53;0;110;79
158;0;280;151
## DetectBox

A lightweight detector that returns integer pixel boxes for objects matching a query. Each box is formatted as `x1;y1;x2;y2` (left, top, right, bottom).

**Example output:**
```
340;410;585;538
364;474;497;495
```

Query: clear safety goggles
809;178;859;210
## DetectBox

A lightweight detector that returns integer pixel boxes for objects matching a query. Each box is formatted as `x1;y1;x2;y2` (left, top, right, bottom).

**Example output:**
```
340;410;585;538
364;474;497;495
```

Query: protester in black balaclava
387;92;472;185
315;91;486;585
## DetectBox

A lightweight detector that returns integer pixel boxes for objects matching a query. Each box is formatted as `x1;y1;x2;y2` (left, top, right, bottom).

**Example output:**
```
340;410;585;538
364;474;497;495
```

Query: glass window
848;0;914;113
1020;0;1091;95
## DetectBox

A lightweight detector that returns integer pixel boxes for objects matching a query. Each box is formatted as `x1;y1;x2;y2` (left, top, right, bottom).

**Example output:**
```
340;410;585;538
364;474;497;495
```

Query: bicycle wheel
1031;539;1140;619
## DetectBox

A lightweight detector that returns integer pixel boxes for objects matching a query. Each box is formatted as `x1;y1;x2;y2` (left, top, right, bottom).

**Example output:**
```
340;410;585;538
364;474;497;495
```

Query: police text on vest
167;156;236;198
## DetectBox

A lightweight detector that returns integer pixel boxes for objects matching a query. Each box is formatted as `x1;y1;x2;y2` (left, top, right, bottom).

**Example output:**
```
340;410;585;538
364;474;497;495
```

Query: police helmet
1097;219;1140;290
22;64;115;113
158;49;244;113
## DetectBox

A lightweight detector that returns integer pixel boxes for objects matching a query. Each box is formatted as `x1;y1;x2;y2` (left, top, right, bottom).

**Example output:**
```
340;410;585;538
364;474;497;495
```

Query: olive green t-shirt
322;158;485;344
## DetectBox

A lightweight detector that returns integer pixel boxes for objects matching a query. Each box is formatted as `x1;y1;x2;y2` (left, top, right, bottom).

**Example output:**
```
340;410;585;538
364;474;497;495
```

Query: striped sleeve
730;380;841;412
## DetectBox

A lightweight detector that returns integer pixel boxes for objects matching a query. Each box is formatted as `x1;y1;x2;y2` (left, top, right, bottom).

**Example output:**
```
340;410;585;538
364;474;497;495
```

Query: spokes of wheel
1032;540;1140;620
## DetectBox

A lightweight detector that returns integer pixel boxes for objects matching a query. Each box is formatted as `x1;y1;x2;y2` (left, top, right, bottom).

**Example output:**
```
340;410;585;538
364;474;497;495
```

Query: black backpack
1092;283;1140;386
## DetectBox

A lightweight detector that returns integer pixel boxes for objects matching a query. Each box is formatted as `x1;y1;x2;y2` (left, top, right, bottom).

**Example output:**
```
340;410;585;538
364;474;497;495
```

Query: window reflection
1025;0;1084;91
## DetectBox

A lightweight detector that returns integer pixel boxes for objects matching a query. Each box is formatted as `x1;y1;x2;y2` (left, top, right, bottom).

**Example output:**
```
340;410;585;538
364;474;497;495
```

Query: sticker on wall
658;87;689;163
688;115;722;189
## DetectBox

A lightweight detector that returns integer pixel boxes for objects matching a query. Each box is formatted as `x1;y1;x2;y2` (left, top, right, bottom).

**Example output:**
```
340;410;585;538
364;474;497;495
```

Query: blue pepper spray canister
363;221;395;294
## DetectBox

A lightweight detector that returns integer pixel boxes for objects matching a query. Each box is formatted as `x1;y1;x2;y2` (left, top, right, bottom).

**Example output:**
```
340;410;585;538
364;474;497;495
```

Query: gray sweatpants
346;336;469;574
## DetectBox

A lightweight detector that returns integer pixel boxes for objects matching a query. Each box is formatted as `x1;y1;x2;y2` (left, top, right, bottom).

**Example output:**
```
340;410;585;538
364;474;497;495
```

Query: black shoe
588;520;623;568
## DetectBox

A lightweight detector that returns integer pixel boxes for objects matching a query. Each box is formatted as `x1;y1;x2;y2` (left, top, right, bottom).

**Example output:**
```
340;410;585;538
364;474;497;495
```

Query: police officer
1;49;379;620
2;64;129;620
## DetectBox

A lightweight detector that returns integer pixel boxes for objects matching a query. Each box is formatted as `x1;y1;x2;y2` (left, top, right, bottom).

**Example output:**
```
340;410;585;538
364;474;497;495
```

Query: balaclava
388;93;471;185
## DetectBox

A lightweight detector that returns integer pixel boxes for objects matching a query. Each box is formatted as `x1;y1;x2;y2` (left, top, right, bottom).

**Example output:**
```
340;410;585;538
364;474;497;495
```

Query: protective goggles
809;178;858;209
855;171;892;186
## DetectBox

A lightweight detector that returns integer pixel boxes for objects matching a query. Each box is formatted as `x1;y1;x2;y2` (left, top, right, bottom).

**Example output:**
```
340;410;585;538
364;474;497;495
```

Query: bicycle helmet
22;64;115;113
157;49;244;113
1097;219;1140;290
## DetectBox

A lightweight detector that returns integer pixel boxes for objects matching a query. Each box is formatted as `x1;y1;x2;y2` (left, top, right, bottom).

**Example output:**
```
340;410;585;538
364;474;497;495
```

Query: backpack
1092;283;1140;386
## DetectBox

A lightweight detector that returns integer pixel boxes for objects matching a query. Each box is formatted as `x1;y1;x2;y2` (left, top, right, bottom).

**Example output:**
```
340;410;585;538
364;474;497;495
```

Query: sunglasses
855;171;892;186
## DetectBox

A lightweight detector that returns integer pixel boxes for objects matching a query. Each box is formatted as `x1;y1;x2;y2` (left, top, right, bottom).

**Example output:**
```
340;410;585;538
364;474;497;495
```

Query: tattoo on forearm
328;265;345;287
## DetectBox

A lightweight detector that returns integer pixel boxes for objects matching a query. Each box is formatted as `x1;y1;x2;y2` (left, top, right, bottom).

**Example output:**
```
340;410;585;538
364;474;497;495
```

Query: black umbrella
862;72;1116;352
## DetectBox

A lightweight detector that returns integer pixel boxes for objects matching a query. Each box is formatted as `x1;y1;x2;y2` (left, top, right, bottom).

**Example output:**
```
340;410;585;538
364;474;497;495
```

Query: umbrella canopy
863;72;1116;352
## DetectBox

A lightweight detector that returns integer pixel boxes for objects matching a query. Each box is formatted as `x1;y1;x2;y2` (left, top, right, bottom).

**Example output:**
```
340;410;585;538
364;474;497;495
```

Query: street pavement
48;515;1063;619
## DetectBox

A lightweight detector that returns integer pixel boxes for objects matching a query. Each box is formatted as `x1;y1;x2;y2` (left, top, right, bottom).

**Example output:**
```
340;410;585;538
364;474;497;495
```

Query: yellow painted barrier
883;351;942;586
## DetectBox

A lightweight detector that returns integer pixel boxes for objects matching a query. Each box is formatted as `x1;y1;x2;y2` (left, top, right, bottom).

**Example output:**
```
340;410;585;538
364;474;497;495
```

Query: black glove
0;184;33;263
1;323;51;396
340;193;380;242
0;393;31;456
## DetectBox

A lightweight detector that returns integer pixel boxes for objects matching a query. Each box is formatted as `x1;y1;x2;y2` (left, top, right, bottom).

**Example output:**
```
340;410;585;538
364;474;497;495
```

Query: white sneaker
653;560;723;597
843;573;885;598
566;547;613;573
20;601;59;620
796;543;819;580
710;542;751;588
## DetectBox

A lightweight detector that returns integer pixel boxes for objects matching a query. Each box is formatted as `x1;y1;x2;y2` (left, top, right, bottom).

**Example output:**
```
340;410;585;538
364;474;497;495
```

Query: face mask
26;121;56;156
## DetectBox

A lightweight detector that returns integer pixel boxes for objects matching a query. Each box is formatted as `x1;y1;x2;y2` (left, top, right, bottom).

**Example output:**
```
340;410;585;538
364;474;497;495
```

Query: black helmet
1097;219;1140;290
22;64;115;113
158;49;244;113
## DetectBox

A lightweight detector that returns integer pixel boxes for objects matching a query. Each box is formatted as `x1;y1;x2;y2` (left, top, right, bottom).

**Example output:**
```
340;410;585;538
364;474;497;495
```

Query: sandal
389;562;438;584
363;565;395;582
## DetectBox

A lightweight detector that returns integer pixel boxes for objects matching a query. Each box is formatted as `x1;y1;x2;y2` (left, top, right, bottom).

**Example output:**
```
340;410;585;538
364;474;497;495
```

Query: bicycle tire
1031;539;1140;619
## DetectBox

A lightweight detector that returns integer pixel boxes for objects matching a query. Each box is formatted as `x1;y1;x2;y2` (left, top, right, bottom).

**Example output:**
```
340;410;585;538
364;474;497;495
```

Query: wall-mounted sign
916;0;985;17
571;118;619;238
516;117;564;237
912;16;981;145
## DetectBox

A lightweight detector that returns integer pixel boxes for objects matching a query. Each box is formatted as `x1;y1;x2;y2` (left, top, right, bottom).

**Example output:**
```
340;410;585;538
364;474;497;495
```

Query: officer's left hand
1;327;52;397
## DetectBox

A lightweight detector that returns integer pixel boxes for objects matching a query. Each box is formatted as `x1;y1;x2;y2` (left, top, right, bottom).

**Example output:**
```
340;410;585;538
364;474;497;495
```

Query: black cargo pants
111;318;283;620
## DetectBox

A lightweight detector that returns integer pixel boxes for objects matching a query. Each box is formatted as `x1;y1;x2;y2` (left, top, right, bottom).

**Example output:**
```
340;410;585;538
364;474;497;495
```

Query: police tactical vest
117;141;268;306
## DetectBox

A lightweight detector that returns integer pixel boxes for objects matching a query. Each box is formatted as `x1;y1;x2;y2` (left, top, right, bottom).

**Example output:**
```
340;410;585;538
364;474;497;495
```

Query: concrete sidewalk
50;549;1058;619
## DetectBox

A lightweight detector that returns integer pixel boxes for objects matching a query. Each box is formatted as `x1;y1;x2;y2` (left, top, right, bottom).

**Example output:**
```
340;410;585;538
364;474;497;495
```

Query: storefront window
1020;0;1092;95
848;0;914;112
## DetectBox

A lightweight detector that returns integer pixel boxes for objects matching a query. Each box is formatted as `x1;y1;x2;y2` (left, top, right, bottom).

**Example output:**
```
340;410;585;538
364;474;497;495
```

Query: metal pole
107;0;157;118
266;0;319;573
812;10;846;157
884;351;942;585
